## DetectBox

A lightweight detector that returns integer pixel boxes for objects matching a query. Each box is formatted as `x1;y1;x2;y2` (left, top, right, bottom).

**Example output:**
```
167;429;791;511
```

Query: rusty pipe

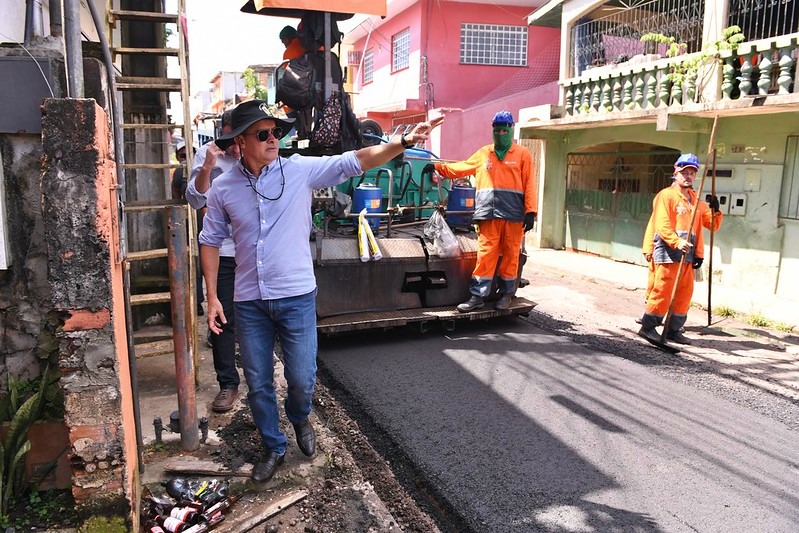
166;206;199;451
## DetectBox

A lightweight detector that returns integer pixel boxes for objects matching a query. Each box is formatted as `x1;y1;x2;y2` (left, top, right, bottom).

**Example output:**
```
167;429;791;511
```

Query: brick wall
40;98;138;525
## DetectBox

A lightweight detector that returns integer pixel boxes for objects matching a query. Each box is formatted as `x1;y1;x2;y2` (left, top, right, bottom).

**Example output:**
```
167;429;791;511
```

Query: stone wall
0;134;53;387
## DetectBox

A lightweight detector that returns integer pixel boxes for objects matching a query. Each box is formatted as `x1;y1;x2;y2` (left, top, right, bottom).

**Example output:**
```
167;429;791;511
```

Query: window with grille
779;136;799;219
460;23;527;66
362;49;374;84
392;28;410;72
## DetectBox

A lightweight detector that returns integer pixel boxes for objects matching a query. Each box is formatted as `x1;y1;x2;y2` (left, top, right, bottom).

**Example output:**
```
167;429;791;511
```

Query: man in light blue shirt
199;99;442;482
185;110;242;413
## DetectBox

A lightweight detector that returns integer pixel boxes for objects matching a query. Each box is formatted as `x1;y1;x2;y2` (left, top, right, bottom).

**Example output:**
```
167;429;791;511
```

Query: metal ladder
107;0;198;363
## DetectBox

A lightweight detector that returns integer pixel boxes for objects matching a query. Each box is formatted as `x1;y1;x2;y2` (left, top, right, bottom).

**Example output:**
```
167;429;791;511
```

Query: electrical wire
0;31;55;97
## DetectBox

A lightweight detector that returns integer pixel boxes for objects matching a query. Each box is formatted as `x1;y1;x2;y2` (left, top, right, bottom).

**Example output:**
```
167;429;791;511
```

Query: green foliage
77;515;129;532
640;26;745;98
746;312;772;328
640;32;686;59
0;365;59;516
774;322;795;333
1;486;76;529
12;489;74;527
713;305;738;318
242;68;269;101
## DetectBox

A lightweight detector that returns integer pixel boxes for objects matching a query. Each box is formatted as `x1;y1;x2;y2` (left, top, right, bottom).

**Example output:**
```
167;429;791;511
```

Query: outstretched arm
356;116;444;172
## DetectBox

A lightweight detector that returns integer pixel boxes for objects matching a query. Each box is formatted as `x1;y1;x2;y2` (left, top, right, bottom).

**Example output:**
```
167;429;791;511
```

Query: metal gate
565;144;679;263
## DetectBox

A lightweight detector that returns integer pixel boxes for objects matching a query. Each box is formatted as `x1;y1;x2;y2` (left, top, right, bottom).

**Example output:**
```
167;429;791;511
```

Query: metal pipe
24;0;44;44
49;0;62;37
166;206;199;451
707;148;717;327
324;12;332;100
63;0;83;97
153;417;163;444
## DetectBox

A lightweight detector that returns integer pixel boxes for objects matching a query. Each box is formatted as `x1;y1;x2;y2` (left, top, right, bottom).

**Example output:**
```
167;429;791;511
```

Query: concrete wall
0;134;55;387
777;219;799;299
351;2;555;117
435;81;560;161
522;114;799;297
40;98;137;525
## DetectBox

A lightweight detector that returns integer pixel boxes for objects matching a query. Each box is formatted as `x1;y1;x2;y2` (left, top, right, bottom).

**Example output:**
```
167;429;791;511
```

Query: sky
183;1;300;91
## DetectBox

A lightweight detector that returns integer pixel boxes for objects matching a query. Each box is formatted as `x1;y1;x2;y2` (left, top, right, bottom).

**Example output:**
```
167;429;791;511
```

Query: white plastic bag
423;210;461;258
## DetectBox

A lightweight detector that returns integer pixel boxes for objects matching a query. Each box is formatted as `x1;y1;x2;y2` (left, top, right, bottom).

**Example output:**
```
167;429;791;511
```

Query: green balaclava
493;126;513;161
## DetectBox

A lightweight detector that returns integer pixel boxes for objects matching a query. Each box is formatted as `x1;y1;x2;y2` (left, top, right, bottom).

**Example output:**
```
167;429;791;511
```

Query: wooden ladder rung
134;339;175;359
131;292;172;306
112;47;179;56
123;200;186;212
127;248;168;261
116;76;183;91
122;163;182;170
109;10;179;24
121;123;185;130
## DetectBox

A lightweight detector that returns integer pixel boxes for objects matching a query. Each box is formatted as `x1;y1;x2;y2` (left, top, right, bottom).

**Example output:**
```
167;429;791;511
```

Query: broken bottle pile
142;477;240;532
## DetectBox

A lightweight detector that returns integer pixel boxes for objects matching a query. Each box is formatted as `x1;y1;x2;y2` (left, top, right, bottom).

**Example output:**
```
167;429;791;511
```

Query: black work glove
692;257;704;270
705;194;720;213
523;212;537;232
422;163;436;176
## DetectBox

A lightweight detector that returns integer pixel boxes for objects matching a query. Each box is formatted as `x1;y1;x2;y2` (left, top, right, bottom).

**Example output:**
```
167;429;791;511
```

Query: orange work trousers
471;219;524;296
645;261;694;318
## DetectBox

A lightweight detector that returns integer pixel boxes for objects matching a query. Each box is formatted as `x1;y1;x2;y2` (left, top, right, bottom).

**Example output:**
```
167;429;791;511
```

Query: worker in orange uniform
432;111;537;313
638;153;722;345
641;181;721;305
280;26;306;61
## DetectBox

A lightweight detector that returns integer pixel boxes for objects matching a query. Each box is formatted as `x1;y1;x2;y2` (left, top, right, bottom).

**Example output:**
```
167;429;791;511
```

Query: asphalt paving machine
241;0;536;334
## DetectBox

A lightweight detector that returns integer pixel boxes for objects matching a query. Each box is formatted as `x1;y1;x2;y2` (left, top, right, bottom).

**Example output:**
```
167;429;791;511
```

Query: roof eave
526;0;564;28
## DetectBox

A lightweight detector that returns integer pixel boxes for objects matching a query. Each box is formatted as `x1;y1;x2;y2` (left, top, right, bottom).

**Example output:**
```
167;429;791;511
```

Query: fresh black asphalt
319;318;799;532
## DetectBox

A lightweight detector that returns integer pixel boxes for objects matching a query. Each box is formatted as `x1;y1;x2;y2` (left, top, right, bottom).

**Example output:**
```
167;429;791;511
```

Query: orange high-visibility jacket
434;143;536;222
643;195;722;255
651;186;723;263
283;37;307;61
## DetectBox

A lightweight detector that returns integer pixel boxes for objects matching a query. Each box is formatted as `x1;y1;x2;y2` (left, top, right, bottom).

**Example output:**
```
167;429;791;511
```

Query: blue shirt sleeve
198;183;231;248
185;144;209;209
301;151;363;189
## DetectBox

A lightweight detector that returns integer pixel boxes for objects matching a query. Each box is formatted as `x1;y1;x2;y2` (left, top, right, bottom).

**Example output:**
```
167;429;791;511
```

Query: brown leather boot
211;388;238;413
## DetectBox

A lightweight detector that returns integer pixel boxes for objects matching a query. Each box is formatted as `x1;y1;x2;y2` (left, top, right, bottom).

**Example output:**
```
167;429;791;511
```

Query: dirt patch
208;383;439;532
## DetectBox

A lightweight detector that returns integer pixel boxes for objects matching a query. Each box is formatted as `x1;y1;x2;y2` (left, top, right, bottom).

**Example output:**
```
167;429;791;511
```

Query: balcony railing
570;0;704;78
562;33;799;117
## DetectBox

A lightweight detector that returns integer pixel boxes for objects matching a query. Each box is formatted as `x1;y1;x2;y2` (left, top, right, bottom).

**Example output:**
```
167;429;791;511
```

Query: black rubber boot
637;313;662;343
457;295;484;313
666;330;692;345
666;314;691;344
494;293;513;310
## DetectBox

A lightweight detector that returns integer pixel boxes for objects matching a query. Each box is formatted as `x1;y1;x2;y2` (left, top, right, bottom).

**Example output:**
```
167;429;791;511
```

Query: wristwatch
400;134;413;148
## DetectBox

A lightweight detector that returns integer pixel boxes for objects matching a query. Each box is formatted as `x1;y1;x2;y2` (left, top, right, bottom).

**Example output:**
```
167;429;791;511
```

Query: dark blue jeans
234;289;317;455
211;256;239;389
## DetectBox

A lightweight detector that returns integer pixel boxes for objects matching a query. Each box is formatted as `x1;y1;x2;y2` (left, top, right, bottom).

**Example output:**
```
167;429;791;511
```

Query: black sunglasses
244;127;284;142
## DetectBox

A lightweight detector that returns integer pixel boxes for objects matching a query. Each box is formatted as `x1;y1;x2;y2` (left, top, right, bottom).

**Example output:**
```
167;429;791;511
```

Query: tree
242;68;269;101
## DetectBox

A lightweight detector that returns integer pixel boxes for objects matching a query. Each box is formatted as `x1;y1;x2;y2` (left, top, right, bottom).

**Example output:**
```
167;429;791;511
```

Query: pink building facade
345;0;560;159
